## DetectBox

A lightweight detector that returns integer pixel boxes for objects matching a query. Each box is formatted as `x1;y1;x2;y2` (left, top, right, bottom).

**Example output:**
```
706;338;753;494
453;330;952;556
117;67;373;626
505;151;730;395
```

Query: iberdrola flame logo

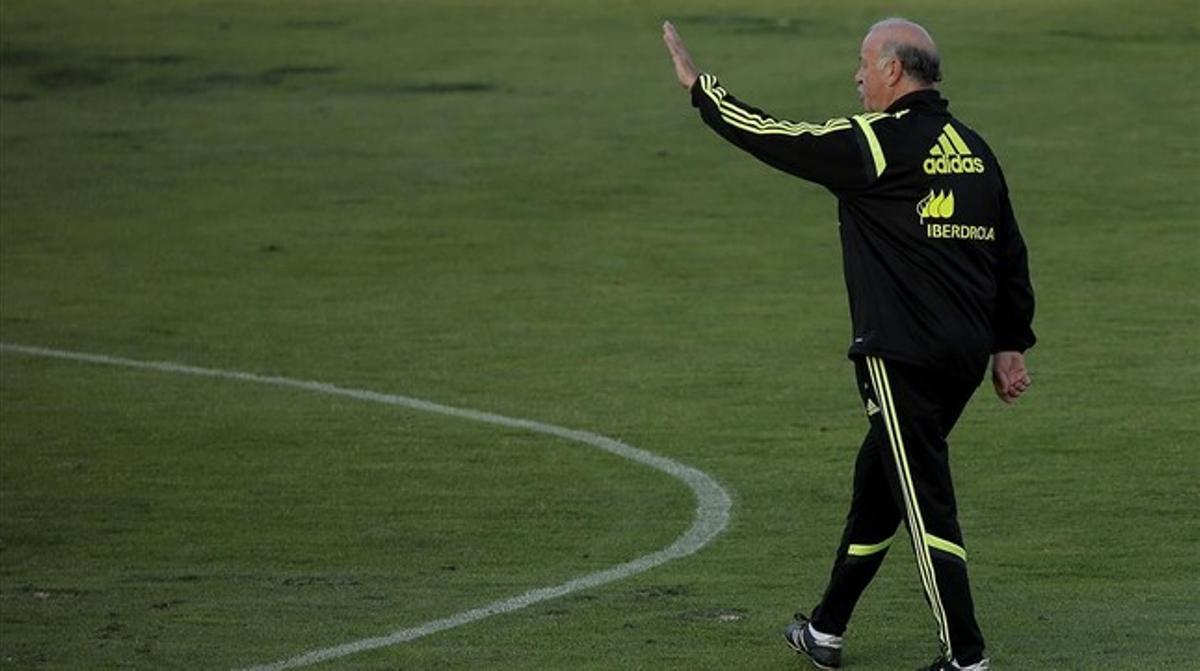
917;189;955;220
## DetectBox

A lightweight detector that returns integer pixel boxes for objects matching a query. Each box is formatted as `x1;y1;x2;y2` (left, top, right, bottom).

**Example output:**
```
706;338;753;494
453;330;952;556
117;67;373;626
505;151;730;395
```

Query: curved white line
0;342;733;670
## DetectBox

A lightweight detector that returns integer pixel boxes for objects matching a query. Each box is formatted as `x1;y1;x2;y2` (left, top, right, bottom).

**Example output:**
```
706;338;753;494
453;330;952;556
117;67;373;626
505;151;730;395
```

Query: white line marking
0;342;733;670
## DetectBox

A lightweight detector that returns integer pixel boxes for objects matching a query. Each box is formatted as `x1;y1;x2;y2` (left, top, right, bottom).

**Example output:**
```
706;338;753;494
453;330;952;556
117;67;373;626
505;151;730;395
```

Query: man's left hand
992;351;1031;404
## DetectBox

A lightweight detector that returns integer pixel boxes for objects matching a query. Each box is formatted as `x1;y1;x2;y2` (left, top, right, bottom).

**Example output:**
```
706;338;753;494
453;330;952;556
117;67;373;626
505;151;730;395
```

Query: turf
1;0;1198;669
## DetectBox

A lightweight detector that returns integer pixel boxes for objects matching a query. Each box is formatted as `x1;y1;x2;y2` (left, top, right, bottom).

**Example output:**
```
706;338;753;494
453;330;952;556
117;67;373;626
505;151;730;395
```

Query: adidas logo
865;398;881;416
918;190;955;219
923;124;985;175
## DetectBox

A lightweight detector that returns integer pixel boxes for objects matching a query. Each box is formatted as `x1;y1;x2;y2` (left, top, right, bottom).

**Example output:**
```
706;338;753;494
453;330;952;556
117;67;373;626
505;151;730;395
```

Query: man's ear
886;58;904;86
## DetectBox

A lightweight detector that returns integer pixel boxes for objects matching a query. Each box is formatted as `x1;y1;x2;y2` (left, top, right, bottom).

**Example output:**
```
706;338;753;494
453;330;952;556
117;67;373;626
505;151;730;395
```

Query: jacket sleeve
690;73;880;191
991;173;1037;353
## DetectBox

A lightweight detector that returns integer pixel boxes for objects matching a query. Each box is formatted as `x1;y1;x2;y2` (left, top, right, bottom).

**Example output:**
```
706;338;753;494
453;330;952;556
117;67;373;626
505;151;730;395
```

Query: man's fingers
1011;374;1031;394
663;21;687;52
1005;379;1029;402
994;371;1027;403
664;26;684;57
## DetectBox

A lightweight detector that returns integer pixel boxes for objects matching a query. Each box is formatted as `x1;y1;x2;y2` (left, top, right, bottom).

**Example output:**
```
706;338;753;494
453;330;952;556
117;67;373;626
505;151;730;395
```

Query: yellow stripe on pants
866;356;953;659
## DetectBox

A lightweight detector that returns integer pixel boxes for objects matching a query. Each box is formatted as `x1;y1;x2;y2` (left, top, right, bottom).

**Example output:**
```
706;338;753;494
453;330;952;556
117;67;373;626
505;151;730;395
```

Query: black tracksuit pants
811;356;986;665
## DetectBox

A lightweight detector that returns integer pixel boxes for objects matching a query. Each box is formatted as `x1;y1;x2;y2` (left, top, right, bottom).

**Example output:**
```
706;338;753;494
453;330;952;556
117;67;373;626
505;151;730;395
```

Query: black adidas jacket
690;73;1036;384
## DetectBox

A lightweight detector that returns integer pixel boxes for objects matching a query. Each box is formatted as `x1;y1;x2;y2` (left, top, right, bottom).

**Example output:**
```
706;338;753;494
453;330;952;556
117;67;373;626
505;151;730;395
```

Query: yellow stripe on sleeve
699;75;853;138
852;114;888;178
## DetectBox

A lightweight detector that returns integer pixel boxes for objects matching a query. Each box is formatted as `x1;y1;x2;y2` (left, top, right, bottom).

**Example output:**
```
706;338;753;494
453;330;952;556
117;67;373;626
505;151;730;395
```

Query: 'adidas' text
923;155;985;175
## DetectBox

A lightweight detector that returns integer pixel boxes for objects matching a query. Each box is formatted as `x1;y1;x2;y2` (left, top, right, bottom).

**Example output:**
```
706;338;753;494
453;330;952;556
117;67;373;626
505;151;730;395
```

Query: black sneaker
783;612;843;670
923;657;991;671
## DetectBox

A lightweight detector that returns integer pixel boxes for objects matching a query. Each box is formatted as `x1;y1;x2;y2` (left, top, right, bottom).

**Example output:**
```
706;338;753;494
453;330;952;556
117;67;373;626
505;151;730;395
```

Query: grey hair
879;41;942;84
869;18;942;85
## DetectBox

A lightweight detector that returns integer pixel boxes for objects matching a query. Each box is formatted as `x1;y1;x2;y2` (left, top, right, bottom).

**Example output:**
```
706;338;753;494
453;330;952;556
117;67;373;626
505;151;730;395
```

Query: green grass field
2;1;1197;668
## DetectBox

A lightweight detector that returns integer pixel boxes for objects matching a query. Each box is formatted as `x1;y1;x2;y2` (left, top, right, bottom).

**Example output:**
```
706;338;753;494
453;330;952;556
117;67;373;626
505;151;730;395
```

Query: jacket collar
886;89;948;114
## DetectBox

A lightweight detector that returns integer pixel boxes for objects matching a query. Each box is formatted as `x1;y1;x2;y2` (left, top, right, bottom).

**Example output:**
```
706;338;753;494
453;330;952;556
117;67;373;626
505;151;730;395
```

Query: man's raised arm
662;21;876;191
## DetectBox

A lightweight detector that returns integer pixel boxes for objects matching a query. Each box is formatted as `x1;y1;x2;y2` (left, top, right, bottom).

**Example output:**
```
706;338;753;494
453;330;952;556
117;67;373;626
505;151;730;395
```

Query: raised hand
662;21;699;89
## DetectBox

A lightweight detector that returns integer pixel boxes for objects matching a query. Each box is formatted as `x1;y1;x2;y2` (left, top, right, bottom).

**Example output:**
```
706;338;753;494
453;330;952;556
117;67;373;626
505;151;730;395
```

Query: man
662;18;1036;671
